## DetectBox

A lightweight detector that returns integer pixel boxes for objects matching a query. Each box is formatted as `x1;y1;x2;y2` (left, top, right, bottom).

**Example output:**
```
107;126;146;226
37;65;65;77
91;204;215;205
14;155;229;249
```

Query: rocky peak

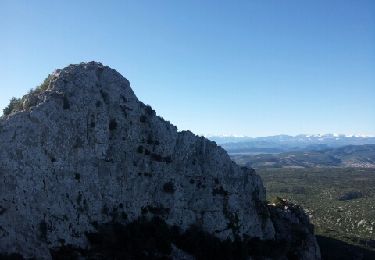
0;62;320;259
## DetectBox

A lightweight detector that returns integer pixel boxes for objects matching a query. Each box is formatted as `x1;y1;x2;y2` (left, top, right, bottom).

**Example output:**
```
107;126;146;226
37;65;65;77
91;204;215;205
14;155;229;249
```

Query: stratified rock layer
0;62;319;259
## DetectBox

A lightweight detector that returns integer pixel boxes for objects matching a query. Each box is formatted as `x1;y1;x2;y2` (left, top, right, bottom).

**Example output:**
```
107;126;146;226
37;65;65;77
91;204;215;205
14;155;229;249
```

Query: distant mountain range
231;144;375;169
207;134;375;155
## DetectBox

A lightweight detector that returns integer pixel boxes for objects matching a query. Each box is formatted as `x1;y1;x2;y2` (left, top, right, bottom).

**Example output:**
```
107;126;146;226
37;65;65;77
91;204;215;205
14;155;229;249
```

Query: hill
231;144;375;169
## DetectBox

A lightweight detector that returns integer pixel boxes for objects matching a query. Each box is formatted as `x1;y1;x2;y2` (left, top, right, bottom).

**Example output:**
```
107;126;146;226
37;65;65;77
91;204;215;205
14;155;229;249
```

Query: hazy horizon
203;133;375;138
1;1;374;136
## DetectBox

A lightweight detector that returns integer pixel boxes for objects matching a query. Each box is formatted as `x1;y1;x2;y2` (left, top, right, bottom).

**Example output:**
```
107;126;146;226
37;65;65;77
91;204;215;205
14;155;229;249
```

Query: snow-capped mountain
207;134;375;155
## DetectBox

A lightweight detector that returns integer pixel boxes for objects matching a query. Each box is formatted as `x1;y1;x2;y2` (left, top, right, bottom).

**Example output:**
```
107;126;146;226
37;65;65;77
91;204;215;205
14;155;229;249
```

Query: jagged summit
0;62;320;259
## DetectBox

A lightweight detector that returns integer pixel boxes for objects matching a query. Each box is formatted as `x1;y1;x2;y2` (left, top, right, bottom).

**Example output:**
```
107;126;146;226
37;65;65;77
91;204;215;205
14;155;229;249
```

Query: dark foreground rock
50;216;316;260
317;235;375;260
0;62;320;259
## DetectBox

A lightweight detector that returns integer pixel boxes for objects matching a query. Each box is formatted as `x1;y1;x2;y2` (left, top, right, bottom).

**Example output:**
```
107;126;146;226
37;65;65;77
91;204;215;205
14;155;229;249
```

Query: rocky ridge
0;62;320;259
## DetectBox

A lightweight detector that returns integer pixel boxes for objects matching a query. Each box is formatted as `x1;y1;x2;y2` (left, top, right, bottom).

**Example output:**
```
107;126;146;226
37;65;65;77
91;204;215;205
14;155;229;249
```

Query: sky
1;0;374;137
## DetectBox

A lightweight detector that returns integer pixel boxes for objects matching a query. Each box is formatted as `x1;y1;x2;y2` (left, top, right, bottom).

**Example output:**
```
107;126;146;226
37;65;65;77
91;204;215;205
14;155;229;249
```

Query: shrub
3;97;22;116
2;75;53;116
36;74;52;92
338;190;363;201
145;105;155;116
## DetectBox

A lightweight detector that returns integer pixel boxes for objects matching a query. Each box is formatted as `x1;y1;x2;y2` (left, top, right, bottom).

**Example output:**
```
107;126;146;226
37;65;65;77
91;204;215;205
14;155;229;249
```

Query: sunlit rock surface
0;62;319;259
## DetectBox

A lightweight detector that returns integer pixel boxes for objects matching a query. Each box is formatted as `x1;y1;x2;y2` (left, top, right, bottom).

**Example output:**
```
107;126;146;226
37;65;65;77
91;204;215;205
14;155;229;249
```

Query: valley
257;167;375;259
225;141;375;258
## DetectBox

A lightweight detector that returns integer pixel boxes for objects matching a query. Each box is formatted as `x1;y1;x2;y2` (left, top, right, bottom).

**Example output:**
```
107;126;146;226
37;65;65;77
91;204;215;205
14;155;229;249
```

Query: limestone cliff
0;62;320;259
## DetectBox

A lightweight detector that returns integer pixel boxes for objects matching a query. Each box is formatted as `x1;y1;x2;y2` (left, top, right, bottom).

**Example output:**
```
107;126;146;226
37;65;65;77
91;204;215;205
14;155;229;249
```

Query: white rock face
0;62;278;258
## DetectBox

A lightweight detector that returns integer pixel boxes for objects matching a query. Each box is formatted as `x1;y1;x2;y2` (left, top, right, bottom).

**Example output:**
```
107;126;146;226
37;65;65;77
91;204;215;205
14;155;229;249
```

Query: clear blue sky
1;0;374;136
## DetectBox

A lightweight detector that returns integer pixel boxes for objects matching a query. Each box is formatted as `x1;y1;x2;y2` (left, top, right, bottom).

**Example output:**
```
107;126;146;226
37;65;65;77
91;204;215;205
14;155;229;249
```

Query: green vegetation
2;97;23;117
257;167;375;252
2;74;52;116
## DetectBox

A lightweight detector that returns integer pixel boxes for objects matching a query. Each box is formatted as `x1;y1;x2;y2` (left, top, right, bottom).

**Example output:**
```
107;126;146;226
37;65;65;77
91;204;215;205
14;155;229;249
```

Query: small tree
3;97;22;116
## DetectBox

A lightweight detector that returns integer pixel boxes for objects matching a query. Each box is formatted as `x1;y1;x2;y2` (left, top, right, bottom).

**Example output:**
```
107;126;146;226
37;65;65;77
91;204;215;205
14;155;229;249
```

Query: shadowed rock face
0;62;319;259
